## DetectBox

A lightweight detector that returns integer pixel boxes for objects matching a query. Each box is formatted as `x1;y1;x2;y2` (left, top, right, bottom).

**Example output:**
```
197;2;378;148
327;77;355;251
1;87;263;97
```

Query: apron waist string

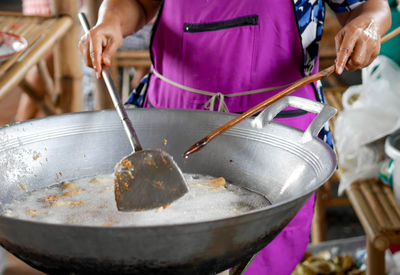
152;69;298;112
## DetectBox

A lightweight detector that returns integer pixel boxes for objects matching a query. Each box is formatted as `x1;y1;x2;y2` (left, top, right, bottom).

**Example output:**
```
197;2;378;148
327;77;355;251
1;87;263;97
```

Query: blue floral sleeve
326;0;367;13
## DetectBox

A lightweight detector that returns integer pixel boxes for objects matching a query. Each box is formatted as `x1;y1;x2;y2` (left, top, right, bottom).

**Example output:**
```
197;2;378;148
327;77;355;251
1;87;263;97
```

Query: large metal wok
0;96;337;274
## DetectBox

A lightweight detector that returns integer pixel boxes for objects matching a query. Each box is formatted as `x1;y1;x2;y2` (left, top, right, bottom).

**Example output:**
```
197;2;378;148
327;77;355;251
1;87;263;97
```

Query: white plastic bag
362;55;400;93
335;56;400;194
387;250;400;275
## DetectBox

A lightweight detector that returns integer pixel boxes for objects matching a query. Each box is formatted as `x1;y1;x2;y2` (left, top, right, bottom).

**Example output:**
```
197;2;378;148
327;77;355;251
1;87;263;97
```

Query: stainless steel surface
115;149;188;211
0;98;337;274
252;96;337;143
78;12;189;211
102;66;142;151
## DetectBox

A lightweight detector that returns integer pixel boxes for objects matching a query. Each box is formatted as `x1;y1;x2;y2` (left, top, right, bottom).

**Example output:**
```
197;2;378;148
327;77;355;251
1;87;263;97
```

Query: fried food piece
190;177;227;190
208;177;226;186
26;209;39;216
62;181;78;190
32;152;40;160
142;154;156;166
89;177;109;184
43;195;59;203
154;181;165;190
62;189;83;197
121;159;133;168
51;200;83;207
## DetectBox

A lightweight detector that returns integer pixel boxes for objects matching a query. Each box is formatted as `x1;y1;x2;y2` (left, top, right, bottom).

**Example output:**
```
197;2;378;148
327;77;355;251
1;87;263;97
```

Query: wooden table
0;4;82;115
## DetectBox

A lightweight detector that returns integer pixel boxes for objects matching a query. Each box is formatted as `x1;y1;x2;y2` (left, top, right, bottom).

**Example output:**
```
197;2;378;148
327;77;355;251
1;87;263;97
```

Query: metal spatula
78;12;188;211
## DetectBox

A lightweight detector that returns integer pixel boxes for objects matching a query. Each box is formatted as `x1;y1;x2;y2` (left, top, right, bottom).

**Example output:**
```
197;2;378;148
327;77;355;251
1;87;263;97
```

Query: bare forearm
336;0;391;36
79;0;159;78
334;0;391;74
97;0;159;36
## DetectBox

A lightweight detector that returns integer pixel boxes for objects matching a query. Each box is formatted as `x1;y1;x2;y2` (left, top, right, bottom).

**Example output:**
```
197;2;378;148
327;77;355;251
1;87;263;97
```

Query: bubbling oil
2;174;270;226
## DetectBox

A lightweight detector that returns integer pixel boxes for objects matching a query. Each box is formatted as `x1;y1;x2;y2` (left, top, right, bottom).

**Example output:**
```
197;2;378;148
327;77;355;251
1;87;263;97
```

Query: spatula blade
114;149;189;211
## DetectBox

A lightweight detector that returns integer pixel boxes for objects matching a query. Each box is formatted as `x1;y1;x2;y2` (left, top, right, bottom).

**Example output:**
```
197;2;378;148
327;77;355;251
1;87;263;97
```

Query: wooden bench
312;88;400;275
347;179;400;275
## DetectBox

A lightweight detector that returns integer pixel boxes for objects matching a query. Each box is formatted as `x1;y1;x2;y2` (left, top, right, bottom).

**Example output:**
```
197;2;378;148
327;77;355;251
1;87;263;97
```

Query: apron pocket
181;15;259;105
184;15;258;33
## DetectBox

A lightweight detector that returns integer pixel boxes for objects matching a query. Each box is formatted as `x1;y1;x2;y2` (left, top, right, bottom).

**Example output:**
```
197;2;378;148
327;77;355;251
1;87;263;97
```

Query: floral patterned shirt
293;0;366;145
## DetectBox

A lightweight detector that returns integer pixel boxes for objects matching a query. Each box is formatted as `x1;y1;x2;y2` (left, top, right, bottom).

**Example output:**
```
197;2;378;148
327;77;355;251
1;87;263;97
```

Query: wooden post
84;0;113;110
53;0;83;112
311;188;326;243
367;238;385;275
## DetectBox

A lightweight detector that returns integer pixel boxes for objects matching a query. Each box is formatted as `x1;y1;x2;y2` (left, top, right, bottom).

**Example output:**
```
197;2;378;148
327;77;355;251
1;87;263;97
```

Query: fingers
346;38;380;71
345;38;367;71
78;30;103;79
335;27;361;75
102;38;122;67
78;25;123;79
334;20;380;75
89;32;104;79
78;34;93;68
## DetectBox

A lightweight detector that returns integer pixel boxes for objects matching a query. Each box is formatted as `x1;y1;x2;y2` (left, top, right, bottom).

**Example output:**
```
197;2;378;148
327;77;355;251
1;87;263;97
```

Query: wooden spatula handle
184;26;400;158
183;66;334;157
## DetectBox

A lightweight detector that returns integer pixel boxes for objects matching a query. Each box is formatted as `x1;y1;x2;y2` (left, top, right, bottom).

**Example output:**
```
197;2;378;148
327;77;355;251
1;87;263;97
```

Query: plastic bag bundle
335;56;400;194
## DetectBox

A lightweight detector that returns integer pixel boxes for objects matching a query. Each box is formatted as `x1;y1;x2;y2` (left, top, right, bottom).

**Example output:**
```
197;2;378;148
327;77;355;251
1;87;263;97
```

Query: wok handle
78;12;143;152
251;96;337;143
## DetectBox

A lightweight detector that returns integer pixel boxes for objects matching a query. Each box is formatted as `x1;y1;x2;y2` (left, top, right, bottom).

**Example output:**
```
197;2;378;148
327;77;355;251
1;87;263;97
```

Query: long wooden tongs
184;26;400;158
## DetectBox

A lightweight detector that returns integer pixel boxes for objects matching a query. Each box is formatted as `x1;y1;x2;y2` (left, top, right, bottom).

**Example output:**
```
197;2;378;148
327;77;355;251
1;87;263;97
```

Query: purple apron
146;0;319;273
